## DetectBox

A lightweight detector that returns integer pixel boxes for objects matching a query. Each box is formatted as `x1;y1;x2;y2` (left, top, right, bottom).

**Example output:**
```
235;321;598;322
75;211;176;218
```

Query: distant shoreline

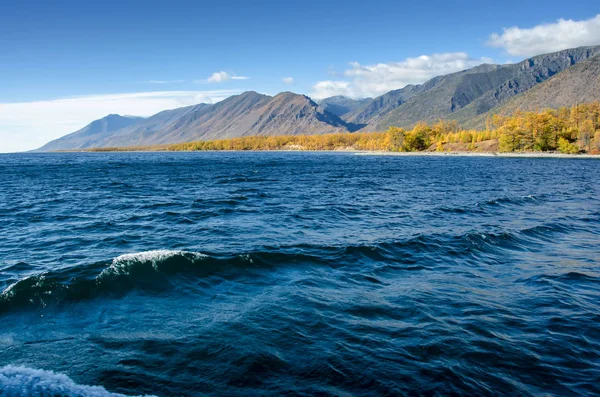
354;151;600;158
43;149;600;158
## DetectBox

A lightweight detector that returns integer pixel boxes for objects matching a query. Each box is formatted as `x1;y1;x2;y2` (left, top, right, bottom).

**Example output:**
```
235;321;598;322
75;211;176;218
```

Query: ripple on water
0;153;599;396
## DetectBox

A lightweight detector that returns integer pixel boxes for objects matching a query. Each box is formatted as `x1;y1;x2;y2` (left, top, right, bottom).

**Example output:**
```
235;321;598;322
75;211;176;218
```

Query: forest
90;103;600;154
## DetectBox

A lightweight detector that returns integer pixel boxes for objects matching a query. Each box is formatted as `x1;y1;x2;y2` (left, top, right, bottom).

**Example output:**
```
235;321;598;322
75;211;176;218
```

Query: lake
1;152;599;396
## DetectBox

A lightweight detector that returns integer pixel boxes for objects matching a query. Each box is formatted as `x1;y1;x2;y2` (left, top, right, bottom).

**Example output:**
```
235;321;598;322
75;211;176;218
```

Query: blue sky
1;0;599;151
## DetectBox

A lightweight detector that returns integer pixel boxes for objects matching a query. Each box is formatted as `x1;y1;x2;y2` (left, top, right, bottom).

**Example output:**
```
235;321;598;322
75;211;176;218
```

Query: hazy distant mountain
318;96;372;117
102;91;351;147
37;114;145;151
340;83;427;126
37;46;600;151
350;45;600;130
99;103;210;147
39;92;351;150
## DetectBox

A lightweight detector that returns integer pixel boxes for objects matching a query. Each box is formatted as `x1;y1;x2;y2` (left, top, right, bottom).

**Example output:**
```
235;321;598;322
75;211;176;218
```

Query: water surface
0;152;599;396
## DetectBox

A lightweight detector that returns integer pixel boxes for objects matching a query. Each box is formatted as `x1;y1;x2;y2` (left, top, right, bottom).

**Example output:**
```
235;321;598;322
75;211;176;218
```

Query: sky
1;0;599;152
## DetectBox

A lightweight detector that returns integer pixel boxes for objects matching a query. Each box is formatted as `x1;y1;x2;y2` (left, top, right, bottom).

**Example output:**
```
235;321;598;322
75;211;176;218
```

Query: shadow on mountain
345;123;368;132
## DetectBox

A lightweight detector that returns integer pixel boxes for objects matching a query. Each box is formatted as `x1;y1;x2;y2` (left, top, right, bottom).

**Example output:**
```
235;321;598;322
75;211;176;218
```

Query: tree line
490;103;600;153
88;102;600;154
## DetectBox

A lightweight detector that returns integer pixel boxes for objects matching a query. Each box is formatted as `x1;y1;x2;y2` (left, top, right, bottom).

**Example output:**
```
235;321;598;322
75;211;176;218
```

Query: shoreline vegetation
80;103;600;156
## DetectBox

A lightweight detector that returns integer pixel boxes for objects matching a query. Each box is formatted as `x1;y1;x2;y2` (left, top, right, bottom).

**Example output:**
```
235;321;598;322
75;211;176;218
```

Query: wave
0;221;575;313
0;250;212;312
99;250;207;277
478;194;540;208
0;365;154;397
517;271;600;286
427;194;543;216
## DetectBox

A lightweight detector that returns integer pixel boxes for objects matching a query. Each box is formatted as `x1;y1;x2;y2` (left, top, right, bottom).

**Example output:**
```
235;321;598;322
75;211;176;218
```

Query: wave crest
0;220;575;313
0;365;154;397
0;250;211;313
99;250;207;277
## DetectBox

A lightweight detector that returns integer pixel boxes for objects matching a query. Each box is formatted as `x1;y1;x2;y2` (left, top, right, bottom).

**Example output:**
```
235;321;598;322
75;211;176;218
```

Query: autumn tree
404;123;432;151
498;117;525;152
384;127;406;152
579;119;594;151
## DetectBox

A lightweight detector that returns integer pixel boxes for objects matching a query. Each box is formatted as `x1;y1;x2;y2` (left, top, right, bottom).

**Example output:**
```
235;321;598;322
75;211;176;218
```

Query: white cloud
281;77;294;85
199;71;249;83
311;81;353;98
208;72;230;83
0;90;240;153
488;14;600;57
311;52;491;99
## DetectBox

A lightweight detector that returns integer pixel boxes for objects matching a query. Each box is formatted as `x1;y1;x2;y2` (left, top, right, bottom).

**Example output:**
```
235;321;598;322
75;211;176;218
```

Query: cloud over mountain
488;14;600;57
312;53;492;98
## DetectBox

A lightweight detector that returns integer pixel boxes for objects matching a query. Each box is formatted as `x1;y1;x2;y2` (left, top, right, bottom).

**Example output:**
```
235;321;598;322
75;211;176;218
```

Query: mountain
348;45;600;130
38;92;352;150
462;54;600;128
341;83;426;126
318;96;372;117
37;46;600;151
37;114;145;151
98;103;211;147
100;91;351;147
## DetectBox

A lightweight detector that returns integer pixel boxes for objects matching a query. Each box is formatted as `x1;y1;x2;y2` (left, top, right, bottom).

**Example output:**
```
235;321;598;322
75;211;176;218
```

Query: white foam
0;274;46;302
114;250;188;264
99;250;206;277
0;282;18;300
0;365;156;397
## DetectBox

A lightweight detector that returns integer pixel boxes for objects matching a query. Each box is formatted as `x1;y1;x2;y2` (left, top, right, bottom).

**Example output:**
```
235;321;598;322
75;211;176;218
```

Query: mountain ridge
37;114;145;151
37;45;600;151
351;45;600;130
318;96;372;118
461;54;600;128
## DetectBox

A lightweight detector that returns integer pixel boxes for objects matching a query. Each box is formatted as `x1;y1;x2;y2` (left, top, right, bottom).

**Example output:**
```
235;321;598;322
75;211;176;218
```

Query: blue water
0;152;599;396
